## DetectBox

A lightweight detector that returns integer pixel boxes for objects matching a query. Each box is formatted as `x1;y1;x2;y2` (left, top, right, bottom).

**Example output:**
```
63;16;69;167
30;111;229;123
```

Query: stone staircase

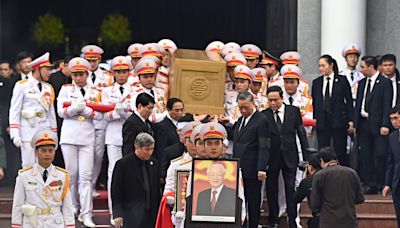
0;187;398;227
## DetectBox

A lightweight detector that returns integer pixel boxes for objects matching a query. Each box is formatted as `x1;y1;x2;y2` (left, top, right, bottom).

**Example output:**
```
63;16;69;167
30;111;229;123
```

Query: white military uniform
9;76;57;168
87;67;113;190
252;92;268;112
156;65;170;97
340;67;364;102
103;82;135;215
57;83;102;220
163;153;192;195
11;164;75;228
269;76;310;96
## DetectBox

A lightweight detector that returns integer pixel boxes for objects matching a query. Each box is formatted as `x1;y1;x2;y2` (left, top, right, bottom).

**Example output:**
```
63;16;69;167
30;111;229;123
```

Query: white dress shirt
389;76;398;107
209;184;224;203
322;73;334;97
361;71;380;117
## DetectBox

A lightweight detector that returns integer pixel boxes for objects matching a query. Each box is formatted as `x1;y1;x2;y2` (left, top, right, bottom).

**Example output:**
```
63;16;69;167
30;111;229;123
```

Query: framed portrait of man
174;170;191;213
190;158;239;223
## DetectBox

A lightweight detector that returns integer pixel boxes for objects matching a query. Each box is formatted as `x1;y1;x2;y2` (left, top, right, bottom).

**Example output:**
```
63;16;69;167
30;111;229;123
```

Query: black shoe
364;186;378;195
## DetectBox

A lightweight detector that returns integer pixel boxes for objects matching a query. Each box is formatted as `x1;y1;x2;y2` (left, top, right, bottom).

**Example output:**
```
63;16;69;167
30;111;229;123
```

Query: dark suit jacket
228;111;270;179
385;130;400;194
0;76;13;131
395;70;400;106
196;185;236;216
111;153;161;228
154;117;179;161
311;74;353;129
354;74;393;134
310;165;364;228
122;113;154;157
161;142;185;179
262;105;309;170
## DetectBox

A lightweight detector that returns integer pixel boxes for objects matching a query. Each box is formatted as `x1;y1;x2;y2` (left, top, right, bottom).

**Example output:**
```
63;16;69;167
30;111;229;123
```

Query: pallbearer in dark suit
311;55;353;166
228;91;270;228
380;54;400;109
122;93;155;157
262;86;309;228
383;105;400;227
354;56;393;194
112;132;161;228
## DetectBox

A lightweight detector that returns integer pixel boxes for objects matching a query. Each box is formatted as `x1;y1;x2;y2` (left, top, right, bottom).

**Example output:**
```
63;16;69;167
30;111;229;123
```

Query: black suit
161;142;185;179
111;152;161;228
196;185;236;216
48;70;71;167
228;111;270;228
122;113;154;157
385;130;400;227
354;74;393;188
312;74;353;166
154;117;179;161
262;105;309;228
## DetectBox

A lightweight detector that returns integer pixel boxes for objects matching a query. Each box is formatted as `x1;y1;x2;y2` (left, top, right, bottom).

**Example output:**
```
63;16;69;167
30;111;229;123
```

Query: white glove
74;101;86;113
172;211;184;226
114;103;124;115
122;101;131;112
13;137;22;148
166;196;175;206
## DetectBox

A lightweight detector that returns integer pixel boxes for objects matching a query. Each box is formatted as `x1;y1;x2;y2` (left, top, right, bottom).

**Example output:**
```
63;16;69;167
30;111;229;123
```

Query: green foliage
33;13;65;47
99;12;132;48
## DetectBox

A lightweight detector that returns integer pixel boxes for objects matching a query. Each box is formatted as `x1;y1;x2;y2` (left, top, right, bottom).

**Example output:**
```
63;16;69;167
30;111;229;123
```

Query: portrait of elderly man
196;162;236;217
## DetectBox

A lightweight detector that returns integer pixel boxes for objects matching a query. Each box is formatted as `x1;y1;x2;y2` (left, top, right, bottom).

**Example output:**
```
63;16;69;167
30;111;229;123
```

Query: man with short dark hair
122;93;155;157
229;91;270;228
383;104;400;227
354;55;393;194
381;54;400;107
155;98;185;161
112;132;161;228
0;60;13;78
310;147;364;228
14;51;33;81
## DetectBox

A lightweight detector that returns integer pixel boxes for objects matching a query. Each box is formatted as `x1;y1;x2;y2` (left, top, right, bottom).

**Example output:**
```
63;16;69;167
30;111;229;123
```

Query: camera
298;161;309;171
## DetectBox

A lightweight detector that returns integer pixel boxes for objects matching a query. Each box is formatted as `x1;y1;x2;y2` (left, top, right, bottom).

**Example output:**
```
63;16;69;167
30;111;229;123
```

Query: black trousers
243;178;262;228
266;158;297;228
317;127;348;166
357;125;388;187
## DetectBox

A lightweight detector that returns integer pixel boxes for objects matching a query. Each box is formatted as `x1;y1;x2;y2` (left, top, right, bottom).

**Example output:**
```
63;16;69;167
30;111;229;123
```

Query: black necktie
119;86;124;95
43;169;48;182
350;71;354;81
80;88;86;97
38;82;42;92
239;117;247;131
146;121;153;135
289;96;294;105
365;79;372;112
275;110;283;133
324;77;331;113
91;72;96;83
150;89;154;97
142;162;151;210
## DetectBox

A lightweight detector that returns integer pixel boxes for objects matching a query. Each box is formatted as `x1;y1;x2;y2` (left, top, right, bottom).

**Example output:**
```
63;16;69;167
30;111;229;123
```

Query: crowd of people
1;39;400;228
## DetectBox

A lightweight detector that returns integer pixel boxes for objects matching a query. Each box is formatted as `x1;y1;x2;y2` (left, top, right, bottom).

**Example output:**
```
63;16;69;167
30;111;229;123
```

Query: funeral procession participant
111;133;161;228
340;43;364;102
9;52;57;168
11;129;75;228
103;55;135;222
57;57;103;227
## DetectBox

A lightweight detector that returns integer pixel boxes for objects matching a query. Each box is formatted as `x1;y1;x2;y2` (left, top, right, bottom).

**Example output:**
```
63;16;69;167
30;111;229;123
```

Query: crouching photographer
294;151;321;228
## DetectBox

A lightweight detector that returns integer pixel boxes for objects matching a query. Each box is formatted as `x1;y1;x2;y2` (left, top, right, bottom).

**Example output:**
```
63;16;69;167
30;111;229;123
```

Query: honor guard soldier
81;44;111;197
251;68;268;111
224;53;247;93
259;51;281;95
277;51;310;96
57;57;103;227
241;44;262;69
103;56;135;221
205;41;225;54
131;58;167;123
340;43;364;101
9;52;57;168
11;129;75;228
221;47;241;58
224;42;241;51
127;43;143;86
156;38;178;98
